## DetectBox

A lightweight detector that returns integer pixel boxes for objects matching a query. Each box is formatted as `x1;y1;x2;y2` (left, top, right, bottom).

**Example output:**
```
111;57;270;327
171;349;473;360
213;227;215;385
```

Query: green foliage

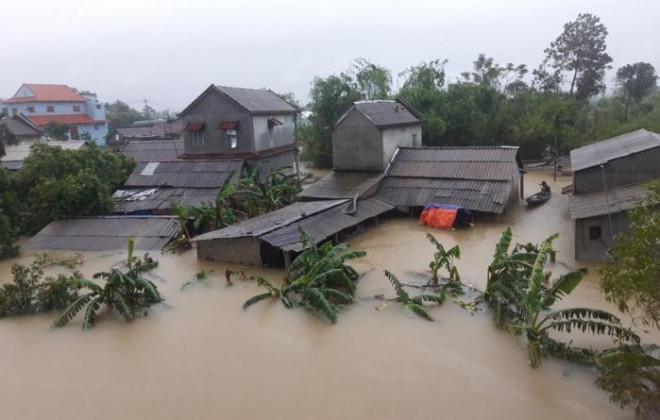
104;101;145;132
426;233;461;291
0;167;20;259
383;270;444;321
0;261;81;318
616;62;657;123
243;230;366;323
601;181;660;328
485;229;638;367
0;119;18;158
595;346;660;417
15;142;135;234
52;239;162;330
43;122;70;140
234;165;300;218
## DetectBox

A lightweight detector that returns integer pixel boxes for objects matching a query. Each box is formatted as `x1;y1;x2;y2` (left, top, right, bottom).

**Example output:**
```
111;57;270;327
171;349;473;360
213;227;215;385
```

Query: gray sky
3;0;659;111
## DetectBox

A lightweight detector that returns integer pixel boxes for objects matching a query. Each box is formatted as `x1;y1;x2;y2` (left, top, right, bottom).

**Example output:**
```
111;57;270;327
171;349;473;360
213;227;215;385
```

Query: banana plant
426;233;461;293
384;270;445;321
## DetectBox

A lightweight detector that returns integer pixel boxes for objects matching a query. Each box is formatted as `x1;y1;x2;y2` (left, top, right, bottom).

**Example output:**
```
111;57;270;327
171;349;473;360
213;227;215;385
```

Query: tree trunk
624;97;630;124
569;68;578;97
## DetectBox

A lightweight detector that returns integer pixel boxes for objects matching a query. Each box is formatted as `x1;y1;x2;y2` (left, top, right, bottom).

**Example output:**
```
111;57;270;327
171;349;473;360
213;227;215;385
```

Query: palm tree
243;230;365;323
51;239;162;330
384;270;444;321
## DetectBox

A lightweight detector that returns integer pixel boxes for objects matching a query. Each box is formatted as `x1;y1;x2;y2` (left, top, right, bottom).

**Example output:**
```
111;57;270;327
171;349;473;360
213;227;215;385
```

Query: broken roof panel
124;160;243;188
113;188;219;214
25;216;180;251
569;183;651;219
192;200;348;241
571;129;660;172
298;172;383;200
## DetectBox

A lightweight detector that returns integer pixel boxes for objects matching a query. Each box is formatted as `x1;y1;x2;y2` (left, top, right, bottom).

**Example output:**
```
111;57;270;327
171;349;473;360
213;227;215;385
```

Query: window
47;105;55;113
27;106;35;113
227;129;238;149
96;104;101;110
192;130;205;147
73;105;81;112
94;125;99;130
11;107;17;114
412;133;418;147
1;107;7;114
589;226;602;240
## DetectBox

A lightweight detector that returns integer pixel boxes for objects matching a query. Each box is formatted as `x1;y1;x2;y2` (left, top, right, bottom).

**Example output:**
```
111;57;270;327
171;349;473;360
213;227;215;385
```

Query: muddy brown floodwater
0;170;657;420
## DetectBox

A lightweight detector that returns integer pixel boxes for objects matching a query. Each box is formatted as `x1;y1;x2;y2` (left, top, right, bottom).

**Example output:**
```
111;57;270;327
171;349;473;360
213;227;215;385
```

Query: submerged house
113;160;243;215
178;85;300;177
569;129;660;261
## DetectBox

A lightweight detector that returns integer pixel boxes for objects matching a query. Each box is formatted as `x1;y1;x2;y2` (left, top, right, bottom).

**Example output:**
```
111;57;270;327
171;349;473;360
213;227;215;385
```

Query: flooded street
0;170;657;420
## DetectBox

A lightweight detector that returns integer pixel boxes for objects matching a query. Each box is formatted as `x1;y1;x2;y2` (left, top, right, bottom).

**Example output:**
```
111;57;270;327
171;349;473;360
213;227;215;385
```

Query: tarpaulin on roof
420;204;473;229
185;121;205;131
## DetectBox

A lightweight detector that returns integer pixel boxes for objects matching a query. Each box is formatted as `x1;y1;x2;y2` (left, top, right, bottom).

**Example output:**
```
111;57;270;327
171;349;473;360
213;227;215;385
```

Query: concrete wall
246;148;297;176
5;101;87;116
196;236;262;266
575;211;630;262
252;114;295;152
381;125;421;169
574;148;660;194
181;89;254;155
76;123;108;145
332;108;383;171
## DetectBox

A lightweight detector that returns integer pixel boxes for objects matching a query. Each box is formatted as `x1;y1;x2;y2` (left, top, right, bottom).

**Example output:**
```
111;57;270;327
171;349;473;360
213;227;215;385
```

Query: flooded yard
0;170;657;420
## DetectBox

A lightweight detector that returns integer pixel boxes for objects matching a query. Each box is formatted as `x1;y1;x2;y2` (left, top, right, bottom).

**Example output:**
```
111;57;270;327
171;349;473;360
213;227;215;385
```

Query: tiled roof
571;129;660;172
298;172;383;200
28;115;107;126
4;84;88;103
120;139;184;162
215;86;297;114
569;183;652;219
123;160;243;188
24;216;180;251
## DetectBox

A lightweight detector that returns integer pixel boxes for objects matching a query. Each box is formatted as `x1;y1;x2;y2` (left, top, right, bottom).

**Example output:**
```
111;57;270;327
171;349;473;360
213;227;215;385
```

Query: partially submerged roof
260;198;394;252
123;160;243;188
298;172;383;200
571;129;660;172
193;200;348;241
113;188;218;214
25;216;179;251
4;84;88;104
120;139;184;162
377;146;520;214
1;140;87;170
569;183;651;219
180;85;297;116
335;99;421;129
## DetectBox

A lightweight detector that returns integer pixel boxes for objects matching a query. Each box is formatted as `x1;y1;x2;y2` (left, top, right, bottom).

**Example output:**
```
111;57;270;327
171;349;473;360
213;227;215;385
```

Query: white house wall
381;125;420;169
252;114;296;152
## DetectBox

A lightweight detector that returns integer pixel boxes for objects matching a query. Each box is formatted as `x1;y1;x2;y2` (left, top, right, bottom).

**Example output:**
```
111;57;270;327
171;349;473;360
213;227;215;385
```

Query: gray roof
116;120;184;139
1;140;87;170
124;160;243;188
335;99;421;128
0;114;43;137
193;200;347;241
260;198;394;252
569;183;651;219
25;216;180;251
571;129;660;172
298;172;383;200
377;146;520;214
120;139;184;162
215;86;297;114
113;188;219;213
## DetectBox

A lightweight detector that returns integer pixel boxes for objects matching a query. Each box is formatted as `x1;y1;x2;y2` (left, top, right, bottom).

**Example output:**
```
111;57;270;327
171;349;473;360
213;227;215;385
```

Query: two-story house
178;85;299;176
1;84;108;145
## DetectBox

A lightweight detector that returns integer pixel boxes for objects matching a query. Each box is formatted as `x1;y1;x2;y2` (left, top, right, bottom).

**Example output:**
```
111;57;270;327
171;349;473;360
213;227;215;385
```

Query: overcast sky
3;0;659;112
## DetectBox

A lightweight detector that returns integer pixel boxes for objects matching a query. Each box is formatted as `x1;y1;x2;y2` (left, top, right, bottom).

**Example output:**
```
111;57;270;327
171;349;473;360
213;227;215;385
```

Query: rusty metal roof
260;198;394;252
216;86;297;114
113;188;219;213
571;129;660;172
120;139;184;162
124;160;243;188
298;172;383;200
25;216;180;251
569;183;650;219
192;200;348;241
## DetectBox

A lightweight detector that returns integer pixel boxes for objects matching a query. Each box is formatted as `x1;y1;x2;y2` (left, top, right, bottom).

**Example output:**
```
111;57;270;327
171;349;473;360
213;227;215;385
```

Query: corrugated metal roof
260;198;394;252
113;188;219;213
569;183;650;219
1;140;87;165
377;146;520;214
193;200;348;241
215;86;297;114
571;129;660;172
124;160;243;188
25;216;180;251
1;115;43;136
116;120;184;138
298;172;383;199
120;139;184;162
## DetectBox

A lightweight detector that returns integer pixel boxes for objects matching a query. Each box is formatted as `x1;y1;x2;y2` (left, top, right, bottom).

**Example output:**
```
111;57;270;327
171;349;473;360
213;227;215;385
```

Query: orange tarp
420;208;457;229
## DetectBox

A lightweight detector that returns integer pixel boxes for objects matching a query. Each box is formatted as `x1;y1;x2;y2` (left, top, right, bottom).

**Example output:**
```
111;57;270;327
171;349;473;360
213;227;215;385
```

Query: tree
0;118;17;158
348;58;392;100
0;167;20;259
616;62;658;123
601;181;660;328
544;13;613;100
104;100;145;132
43;122;70;140
461;54;528;95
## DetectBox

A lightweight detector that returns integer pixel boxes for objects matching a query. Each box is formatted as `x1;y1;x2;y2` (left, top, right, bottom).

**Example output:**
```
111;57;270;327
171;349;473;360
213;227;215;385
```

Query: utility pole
143;99;153;137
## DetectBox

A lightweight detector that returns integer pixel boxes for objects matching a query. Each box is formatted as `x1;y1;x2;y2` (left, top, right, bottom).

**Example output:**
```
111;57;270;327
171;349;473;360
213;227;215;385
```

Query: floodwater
0;170;657;420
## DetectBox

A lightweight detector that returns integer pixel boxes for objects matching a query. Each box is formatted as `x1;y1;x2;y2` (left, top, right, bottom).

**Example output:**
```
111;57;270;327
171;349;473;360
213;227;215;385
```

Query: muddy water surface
0;171;657;420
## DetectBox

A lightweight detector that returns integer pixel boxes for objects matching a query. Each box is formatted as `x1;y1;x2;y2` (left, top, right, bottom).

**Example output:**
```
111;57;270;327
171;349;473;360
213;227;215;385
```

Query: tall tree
544;13;613;100
104;101;144;132
616;62;658;123
0;118;17;158
348;58;392;100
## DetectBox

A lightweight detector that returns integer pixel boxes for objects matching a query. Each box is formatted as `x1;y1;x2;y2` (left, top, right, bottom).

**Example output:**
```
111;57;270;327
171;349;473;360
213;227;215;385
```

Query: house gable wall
252;114;295;152
332;108;383;171
381;124;421;169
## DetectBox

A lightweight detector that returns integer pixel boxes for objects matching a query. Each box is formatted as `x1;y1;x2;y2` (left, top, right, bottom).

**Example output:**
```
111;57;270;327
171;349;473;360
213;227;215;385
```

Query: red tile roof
28;115;107;126
4;84;88;104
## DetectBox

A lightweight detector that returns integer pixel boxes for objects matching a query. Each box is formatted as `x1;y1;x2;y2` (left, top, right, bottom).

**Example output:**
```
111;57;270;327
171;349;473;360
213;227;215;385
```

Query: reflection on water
0;170;656;420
